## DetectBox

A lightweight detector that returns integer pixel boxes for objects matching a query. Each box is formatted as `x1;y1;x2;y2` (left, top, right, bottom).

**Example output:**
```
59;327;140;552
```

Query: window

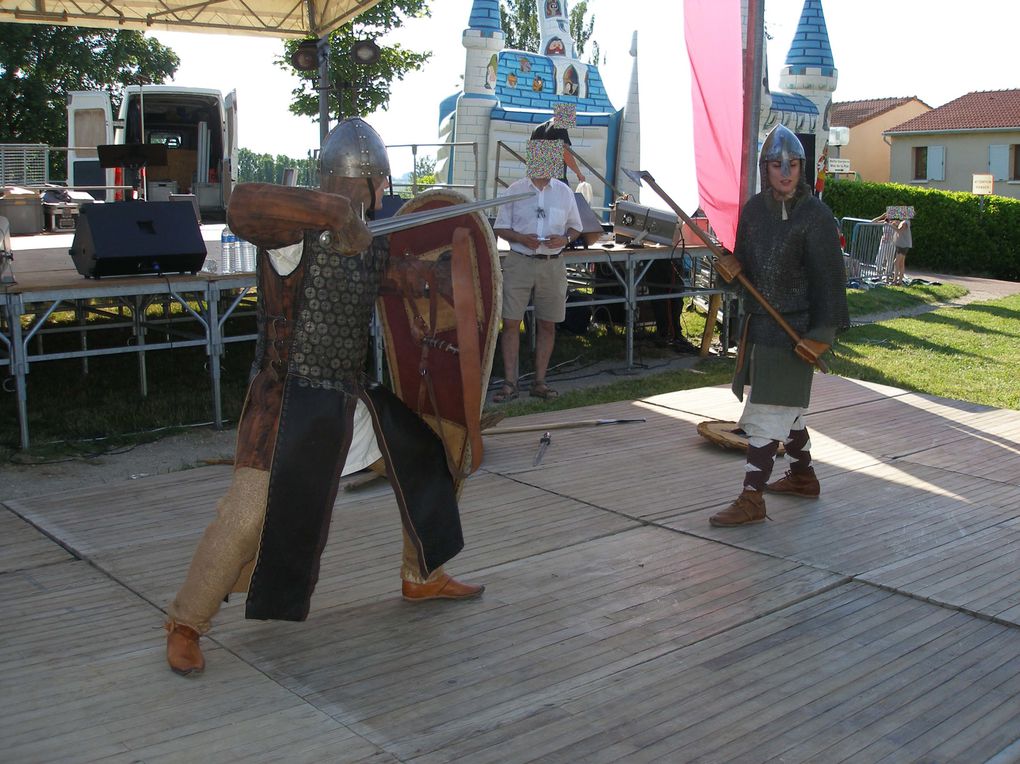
913;147;927;180
73;109;107;159
1013;145;1020;181
912;145;944;182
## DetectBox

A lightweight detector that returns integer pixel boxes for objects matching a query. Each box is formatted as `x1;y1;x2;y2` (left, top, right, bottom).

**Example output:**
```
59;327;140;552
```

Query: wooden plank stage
2;373;1020;763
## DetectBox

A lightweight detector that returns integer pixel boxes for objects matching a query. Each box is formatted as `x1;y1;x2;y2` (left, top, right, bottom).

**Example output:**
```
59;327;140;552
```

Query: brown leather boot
165;621;205;676
709;490;768;527
402;573;485;602
767;467;820;498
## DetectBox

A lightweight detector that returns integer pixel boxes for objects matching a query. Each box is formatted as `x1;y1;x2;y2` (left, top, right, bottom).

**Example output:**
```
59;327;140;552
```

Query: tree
569;1;599;64
237;148;317;185
500;0;598;61
500;0;540;53
282;0;432;124
0;24;179;176
413;154;437;186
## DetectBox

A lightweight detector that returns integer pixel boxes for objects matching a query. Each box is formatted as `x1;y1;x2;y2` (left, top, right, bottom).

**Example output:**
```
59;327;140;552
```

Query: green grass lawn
2;285;1016;461
846;282;966;317
832;293;1020;410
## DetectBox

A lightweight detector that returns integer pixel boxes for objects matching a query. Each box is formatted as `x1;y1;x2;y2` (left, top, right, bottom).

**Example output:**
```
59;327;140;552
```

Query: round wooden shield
697;420;786;454
379;189;501;483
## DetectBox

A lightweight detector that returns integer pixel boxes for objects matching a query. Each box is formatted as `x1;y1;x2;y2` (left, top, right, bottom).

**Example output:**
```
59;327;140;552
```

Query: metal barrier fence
841;217;894;283
0;144;50;186
388;141;480;199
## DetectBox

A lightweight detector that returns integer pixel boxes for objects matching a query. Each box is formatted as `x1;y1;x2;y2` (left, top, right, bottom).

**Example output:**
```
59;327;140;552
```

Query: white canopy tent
0;0;383;38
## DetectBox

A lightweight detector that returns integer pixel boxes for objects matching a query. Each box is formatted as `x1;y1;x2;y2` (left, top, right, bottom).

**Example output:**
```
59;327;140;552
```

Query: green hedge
822;180;1020;280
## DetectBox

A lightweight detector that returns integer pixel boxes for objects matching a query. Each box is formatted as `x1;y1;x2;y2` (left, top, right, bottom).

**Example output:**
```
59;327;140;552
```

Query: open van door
67;91;114;199
223;89;238;204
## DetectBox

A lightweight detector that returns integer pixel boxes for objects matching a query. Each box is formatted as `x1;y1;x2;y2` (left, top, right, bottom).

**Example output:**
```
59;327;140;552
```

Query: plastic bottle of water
239;239;257;272
220;227;239;274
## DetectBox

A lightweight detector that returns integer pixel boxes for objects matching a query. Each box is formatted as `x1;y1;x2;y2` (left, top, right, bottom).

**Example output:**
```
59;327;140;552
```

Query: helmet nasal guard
759;124;806;182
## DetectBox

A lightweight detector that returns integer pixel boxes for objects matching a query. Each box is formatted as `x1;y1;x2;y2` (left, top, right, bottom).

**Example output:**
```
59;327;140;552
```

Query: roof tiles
888;89;1020;132
831;98;921;128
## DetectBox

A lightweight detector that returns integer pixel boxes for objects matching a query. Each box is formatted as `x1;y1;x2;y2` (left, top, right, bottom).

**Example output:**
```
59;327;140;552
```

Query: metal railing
0;144;50;186
492;141;622;216
841;217;894;283
387;141;479;199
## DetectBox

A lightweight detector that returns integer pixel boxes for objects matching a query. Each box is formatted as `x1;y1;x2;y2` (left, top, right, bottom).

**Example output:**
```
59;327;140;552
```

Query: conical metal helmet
319;117;390;183
759;124;806;183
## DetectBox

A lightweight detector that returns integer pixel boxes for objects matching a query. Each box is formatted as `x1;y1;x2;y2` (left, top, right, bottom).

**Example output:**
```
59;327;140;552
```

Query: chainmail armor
287;233;389;390
735;189;849;347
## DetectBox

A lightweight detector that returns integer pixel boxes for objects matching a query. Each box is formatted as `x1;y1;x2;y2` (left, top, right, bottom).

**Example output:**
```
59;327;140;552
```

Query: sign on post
973;173;994;211
972;173;994;196
827;158;851;174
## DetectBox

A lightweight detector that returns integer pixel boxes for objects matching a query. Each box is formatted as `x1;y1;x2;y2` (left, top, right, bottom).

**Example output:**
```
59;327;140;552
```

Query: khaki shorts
501;251;568;323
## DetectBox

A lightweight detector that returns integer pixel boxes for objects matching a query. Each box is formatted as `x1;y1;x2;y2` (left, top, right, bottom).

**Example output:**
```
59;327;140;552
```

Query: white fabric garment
494;177;583;256
739;402;807;446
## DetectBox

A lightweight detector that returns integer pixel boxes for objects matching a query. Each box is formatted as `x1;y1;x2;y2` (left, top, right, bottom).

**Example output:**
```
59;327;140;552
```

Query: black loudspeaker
558;288;593;335
70;201;207;278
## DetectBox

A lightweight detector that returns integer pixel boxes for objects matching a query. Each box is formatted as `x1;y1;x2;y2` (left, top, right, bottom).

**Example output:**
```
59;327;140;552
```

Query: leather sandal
492;381;518;403
530;381;559;400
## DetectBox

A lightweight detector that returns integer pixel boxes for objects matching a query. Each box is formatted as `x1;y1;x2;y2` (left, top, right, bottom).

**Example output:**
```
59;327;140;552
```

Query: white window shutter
989;145;1009;180
928;145;945;181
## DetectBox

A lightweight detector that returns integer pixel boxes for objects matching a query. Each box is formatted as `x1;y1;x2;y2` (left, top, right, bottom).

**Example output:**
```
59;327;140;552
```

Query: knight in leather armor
709;125;849;528
164;118;484;677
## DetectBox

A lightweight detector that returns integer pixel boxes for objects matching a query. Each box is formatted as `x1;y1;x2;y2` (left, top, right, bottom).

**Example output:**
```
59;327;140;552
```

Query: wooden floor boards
2;374;1019;762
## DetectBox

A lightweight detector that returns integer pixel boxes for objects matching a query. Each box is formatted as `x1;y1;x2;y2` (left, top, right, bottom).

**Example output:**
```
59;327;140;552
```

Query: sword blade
533;432;552;467
369;191;535;237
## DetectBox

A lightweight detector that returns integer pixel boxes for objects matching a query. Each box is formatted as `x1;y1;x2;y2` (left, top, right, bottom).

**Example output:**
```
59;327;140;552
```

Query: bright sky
153;0;1019;208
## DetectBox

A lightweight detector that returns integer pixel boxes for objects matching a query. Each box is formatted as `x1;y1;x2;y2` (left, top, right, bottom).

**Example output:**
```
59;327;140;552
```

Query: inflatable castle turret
436;0;641;214
753;0;838;186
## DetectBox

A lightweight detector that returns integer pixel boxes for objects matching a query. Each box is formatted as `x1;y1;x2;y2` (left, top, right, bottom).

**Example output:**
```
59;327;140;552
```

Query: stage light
290;39;320;72
350;40;381;66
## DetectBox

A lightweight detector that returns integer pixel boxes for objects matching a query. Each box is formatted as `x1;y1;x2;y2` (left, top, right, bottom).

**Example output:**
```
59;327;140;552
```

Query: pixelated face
526;139;565;179
553;102;576;129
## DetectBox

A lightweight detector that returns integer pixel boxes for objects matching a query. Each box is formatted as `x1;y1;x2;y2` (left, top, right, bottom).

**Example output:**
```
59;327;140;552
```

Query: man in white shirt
492;139;583;401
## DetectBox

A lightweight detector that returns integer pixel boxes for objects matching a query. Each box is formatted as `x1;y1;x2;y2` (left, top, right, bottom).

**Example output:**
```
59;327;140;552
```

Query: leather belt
515;251;561;260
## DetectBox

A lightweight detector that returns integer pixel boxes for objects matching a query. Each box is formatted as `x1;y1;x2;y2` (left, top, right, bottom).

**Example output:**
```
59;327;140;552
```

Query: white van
67;85;238;217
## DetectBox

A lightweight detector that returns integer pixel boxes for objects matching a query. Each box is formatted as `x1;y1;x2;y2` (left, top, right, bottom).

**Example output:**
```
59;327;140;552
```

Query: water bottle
239;239;257;272
220;226;239;274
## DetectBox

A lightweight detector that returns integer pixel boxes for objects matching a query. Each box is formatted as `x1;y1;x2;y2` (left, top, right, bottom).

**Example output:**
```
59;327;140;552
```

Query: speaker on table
70;201;207;278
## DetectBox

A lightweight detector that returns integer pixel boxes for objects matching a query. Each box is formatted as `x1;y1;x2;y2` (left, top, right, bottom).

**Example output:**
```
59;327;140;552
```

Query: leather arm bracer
226;183;371;253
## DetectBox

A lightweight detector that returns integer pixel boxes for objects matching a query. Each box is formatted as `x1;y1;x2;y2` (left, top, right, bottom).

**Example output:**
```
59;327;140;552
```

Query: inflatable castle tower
436;0;642;211
755;0;837;186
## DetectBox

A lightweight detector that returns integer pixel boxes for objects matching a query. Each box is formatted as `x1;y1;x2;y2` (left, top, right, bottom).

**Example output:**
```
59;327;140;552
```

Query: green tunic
730;188;849;407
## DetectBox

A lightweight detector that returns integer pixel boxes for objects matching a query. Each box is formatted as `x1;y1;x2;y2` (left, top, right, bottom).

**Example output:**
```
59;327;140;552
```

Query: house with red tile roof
830;97;930;182
885;89;1020;199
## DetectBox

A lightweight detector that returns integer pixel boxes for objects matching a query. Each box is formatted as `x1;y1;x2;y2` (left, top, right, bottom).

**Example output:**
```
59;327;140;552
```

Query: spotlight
290;38;320;71
350;40;381;66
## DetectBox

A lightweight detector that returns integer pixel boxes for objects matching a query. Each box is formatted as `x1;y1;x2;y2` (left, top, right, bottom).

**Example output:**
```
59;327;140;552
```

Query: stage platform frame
2;233;729;449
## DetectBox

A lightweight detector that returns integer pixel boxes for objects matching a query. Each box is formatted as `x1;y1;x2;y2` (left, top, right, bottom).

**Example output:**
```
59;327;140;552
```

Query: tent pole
318;35;331;146
740;0;765;205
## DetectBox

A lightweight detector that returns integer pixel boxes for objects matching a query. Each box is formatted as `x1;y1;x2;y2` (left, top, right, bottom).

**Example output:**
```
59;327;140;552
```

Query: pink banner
684;0;743;250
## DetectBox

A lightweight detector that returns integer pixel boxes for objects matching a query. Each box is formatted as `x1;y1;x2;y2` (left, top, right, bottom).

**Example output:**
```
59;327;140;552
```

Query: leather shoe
709;489;768;527
402;573;484;602
165;621;205;676
767;467;820;498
